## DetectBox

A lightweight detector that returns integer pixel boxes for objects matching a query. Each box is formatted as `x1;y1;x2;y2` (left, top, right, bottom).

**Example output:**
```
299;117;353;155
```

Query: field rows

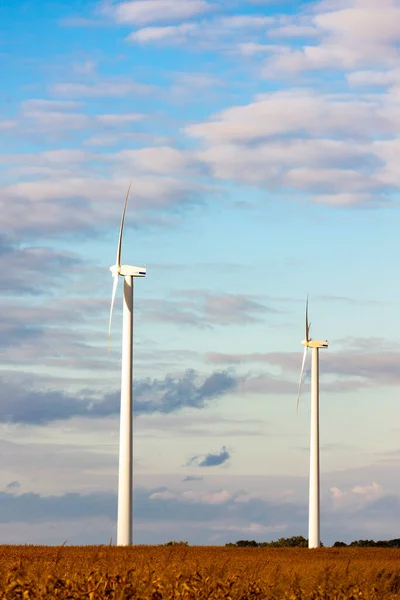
0;546;399;598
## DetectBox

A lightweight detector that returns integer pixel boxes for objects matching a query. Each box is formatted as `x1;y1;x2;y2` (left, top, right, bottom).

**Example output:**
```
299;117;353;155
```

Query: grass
0;545;399;598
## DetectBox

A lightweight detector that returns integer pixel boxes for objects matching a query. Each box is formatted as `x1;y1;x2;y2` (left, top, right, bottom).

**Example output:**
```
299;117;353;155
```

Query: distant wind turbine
297;296;328;549
108;182;146;546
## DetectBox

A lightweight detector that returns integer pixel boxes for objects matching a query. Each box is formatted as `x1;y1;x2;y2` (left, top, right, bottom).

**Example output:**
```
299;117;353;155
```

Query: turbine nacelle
301;339;328;349
110;265;146;278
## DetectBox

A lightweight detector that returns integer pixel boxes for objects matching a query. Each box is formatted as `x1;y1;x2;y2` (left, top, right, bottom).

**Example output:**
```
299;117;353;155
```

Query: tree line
224;536;400;548
162;536;400;547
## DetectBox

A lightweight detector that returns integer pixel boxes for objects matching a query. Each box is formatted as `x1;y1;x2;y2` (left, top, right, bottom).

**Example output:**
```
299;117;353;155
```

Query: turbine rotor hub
110;265;121;276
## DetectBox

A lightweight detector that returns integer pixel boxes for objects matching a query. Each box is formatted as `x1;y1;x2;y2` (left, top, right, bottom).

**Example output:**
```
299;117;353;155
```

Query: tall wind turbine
297;297;328;549
108;182;146;546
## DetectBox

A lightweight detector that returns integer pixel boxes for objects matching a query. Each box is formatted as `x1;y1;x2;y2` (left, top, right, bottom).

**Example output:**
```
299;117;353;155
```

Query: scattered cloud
135;369;238;415
83;131;164;147
115;146;192;175
125;11;276;47
183;88;400;205
20;98;82;111
188;446;231;467
219;15;273;28
128;23;198;43
330;481;384;509
21;108;90;132
0;236;80;295
11;99;146;139
5;481;20;492
206;351;280;365
263;1;400;74
0;369;238;424
0;174;208;237
144;291;274;328
149;488;232;504
187;90;390;143
105;0;214;27
50;80;154;98
96;113;144;125
0;296;111;370
0;120;17;130
324;347;400;386
268;24;318;39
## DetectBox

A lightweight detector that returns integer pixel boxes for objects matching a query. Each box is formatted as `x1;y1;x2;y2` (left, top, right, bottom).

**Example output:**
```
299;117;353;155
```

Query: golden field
0;545;399;599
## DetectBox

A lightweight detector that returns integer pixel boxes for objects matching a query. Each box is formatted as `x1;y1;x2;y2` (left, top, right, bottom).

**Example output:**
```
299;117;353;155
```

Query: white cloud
127;22;197;43
50;80;153;97
39;149;93;164
96;113;144;125
83;131;166;147
143;291;271;328
347;69;400;88
149;489;176;500
3;175;193;205
172;72;220;89
107;0;213;26
314;7;400;43
115;147;192;175
186;90;390;142
286;167;373;193
21;99;83;111
0;172;207;236
0;120;17;130
23;110;90;131
238;42;278;56
182;86;400;204
149;488;232;504
125;12;276;46
0;149;96;178
311;193;377;207
353;482;383;496
267;43;387;73
261;2;400;75
18;100;89;134
330;481;384;508
219;15;273;28
196;138;373;188
268;24;318;38
182;490;232;504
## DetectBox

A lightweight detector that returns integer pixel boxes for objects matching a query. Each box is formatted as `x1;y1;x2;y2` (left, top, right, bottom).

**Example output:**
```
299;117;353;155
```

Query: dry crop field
0;545;399;599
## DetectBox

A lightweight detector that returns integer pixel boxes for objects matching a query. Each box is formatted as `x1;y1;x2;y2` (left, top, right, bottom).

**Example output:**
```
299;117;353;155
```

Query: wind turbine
108;181;146;546
297;297;328;549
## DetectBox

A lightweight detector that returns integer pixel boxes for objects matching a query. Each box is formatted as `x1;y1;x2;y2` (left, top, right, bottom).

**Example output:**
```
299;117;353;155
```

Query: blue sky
1;0;400;545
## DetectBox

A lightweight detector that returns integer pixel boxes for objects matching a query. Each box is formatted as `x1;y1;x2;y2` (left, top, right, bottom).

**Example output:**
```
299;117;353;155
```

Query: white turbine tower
297;297;328;549
108;182;146;546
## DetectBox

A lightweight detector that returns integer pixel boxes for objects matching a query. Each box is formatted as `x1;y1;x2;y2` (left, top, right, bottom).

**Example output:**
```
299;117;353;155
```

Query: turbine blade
297;345;308;412
305;294;310;341
108;273;119;353
116;180;132;269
